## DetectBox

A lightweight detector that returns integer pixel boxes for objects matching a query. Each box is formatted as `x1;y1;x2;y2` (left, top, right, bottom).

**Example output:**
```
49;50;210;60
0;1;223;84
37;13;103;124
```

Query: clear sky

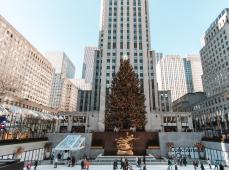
0;0;229;78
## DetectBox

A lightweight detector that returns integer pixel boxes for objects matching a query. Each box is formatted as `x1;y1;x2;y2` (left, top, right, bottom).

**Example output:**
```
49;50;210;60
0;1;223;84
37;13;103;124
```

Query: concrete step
90;154;167;165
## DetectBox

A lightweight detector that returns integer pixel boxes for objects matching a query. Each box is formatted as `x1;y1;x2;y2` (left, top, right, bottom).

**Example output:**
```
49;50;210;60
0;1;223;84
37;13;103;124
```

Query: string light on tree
105;58;147;131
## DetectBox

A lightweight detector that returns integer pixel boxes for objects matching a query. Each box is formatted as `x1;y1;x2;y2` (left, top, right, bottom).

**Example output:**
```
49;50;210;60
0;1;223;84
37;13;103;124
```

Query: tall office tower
0;15;54;106
65;80;77;112
92;0;155;131
183;58;194;93
49;74;77;112
200;9;229;97
45;52;75;79
46;52;77;111
157;55;188;102
148;50;159;112
70;79;92;112
187;55;203;92
82;47;98;84
155;52;163;64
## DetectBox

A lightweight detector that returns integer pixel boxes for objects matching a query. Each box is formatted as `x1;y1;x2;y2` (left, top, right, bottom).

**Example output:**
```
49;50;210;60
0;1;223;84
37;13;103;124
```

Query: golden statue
115;132;138;156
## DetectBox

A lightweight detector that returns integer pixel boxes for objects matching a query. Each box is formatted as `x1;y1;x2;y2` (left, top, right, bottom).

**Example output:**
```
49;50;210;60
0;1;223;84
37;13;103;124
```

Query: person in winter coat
81;159;85;170
219;163;224;170
201;163;205;170
71;156;76;167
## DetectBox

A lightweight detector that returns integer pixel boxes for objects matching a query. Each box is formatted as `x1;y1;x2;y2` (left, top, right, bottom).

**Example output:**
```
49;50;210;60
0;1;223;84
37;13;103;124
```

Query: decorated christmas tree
105;58;147;131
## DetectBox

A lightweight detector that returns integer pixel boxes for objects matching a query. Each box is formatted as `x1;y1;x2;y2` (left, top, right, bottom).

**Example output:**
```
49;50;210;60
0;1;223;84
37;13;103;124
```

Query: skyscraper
70;79;92;112
156;55;188;102
45;52;76;79
187;55;203;92
92;0;156;131
45;52;77;111
82;47;98;84
157;54;203;102
49;74;77;112
183;58;194;93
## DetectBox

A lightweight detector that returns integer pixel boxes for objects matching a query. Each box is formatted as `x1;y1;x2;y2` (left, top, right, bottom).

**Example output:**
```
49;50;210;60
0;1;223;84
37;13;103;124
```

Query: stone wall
90;148;104;159
159;132;204;156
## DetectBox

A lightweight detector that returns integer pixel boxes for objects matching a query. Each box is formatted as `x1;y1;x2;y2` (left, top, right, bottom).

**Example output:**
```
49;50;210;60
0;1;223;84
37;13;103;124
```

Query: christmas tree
105;58;147;131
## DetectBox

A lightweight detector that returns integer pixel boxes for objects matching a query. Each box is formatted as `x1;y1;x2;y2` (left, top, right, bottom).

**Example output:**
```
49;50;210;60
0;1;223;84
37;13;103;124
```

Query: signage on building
168;147;201;159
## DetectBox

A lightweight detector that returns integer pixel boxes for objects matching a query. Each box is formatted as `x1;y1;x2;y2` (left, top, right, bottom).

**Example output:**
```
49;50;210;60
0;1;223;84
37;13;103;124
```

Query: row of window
109;0;141;7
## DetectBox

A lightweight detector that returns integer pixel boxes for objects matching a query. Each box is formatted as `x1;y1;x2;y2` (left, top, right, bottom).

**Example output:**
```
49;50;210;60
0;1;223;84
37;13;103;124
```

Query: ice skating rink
24;164;229;170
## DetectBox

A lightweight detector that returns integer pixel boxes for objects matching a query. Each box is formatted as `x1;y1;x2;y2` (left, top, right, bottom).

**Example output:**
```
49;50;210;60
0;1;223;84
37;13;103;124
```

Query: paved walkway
24;165;229;170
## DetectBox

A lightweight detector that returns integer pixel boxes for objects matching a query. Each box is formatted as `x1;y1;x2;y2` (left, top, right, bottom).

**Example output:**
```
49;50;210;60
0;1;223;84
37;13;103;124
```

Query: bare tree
0;71;22;95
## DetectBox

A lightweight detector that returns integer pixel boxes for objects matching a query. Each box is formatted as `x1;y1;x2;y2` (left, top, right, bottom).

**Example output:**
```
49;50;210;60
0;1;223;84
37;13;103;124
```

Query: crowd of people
52;152;91;169
113;157;147;170
167;158;226;170
24;152;227;170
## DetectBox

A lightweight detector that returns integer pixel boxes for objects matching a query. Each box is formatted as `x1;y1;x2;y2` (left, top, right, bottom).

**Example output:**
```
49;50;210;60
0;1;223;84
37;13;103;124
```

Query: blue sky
0;0;229;78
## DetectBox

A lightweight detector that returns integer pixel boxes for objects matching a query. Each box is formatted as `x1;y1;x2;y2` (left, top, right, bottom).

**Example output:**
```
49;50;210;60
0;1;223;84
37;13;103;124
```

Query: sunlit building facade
0;15;54;106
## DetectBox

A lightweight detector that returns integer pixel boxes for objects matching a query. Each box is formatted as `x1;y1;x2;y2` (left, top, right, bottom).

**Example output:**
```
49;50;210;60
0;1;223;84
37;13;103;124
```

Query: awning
55;135;85;151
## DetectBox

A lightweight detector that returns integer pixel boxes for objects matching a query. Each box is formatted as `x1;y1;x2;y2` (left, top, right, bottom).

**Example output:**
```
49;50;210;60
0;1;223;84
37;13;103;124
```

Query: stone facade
144;111;193;132
158;90;172;112
193;9;229;131
57;112;99;133
0;15;54;106
173;92;207;112
159;132;204;157
49;74;77;112
92;0;156;131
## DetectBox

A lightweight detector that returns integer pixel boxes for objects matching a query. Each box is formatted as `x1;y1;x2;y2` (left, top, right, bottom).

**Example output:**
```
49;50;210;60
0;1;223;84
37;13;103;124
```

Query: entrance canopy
55;135;85;151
